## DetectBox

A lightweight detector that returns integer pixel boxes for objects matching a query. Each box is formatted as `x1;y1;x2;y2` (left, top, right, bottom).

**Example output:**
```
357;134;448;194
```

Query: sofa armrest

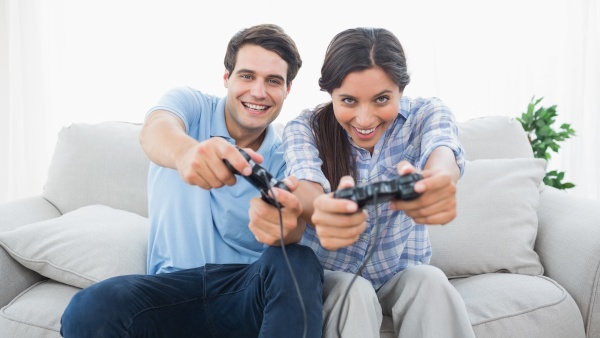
0;196;62;232
0;246;46;307
0;196;60;307
536;186;600;337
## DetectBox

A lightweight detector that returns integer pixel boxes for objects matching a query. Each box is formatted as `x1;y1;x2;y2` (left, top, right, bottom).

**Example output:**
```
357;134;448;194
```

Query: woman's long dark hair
311;27;411;188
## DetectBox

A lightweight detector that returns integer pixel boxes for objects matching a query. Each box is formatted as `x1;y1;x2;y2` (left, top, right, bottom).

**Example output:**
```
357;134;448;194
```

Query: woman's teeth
357;127;376;134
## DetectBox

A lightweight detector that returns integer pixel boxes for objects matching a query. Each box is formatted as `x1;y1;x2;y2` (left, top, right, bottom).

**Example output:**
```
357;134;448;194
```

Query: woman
282;27;474;338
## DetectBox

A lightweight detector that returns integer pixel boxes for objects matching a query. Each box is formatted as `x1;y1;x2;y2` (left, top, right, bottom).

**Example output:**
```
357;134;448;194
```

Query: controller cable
336;188;382;338
262;172;308;338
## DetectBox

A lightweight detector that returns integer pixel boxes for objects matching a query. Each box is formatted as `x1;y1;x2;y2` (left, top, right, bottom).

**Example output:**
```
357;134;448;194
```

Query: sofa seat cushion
452;273;585;338
0;204;149;289
0;279;79;338
379;273;584;338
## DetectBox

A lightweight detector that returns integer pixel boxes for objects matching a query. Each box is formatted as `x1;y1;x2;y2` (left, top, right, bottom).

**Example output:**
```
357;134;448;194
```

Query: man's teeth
357;127;376;134
244;103;268;111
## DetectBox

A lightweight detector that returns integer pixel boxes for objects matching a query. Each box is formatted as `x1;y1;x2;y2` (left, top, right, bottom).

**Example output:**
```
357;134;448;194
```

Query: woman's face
331;67;402;154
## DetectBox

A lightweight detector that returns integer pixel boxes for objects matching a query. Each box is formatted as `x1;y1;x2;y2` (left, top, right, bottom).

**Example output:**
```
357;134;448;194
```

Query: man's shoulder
166;86;221;103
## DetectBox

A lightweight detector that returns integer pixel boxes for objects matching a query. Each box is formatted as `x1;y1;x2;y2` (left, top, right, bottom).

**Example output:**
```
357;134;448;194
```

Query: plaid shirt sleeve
282;109;332;193
412;98;466;177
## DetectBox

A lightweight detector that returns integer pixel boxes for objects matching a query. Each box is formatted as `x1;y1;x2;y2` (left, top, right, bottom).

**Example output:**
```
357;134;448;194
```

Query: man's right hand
311;176;367;251
176;137;263;190
140;110;263;190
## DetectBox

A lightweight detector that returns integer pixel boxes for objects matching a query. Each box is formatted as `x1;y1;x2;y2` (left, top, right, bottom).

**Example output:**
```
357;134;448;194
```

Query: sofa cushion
0;280;78;337
380;273;585;338
0;205;149;289
42;121;150;217
457;116;534;160
428;158;546;277
450;274;585;338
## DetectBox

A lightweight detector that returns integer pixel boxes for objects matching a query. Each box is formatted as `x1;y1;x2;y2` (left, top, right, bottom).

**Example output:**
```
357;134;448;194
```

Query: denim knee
61;276;135;337
261;244;323;282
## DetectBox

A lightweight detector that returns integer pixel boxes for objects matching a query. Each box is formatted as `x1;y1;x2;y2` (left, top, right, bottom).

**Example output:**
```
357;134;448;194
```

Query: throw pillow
428;158;547;278
0;204;149;289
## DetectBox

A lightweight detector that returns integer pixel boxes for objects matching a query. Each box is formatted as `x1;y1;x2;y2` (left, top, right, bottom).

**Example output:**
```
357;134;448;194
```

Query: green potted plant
517;96;576;190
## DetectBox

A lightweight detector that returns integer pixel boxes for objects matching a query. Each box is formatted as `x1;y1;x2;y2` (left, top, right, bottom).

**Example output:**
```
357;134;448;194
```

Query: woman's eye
342;98;355;104
376;96;389;103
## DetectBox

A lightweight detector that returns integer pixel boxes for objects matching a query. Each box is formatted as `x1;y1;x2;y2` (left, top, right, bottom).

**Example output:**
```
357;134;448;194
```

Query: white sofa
0;116;599;338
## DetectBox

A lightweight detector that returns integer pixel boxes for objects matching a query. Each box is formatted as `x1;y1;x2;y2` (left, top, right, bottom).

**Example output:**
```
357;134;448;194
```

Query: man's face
224;44;291;142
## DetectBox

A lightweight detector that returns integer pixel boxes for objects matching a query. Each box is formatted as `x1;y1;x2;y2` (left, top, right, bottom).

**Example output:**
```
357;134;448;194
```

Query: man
60;24;323;338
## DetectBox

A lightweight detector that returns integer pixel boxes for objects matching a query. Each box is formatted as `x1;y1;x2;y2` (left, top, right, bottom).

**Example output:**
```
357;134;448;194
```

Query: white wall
2;0;599;202
0;0;8;202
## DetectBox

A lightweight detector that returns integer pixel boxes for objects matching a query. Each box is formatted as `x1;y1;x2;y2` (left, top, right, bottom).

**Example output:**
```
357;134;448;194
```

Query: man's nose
250;81;267;98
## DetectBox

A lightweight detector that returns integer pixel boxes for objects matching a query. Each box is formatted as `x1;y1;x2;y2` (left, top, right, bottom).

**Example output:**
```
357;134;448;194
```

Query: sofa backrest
457;116;533;160
41;116;532;217
43;122;150;217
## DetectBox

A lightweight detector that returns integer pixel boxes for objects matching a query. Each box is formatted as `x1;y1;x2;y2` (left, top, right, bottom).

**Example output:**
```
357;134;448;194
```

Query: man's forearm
140;110;196;169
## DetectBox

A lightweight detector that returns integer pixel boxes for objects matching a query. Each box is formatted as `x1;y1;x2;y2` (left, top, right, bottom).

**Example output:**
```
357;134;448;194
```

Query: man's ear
223;70;230;88
285;81;293;96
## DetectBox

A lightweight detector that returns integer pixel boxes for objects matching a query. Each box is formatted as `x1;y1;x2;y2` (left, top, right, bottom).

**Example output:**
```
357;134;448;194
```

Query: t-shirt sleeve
145;87;203;134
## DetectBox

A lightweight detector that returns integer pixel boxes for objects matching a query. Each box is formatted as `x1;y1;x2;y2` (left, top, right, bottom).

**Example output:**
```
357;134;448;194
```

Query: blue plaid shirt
282;96;465;289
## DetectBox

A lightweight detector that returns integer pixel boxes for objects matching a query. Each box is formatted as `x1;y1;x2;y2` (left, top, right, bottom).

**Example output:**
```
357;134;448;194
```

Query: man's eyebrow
235;68;255;75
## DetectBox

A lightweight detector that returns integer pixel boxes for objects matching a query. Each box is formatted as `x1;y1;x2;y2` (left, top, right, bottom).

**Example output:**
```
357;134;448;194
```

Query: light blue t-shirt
145;87;286;275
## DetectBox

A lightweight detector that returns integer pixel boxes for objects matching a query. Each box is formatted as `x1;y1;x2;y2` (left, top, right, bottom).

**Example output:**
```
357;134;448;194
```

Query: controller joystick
333;173;423;209
223;147;290;207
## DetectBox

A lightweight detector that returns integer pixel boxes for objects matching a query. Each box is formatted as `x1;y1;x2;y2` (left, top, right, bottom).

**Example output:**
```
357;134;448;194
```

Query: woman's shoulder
288;107;318;125
402;96;452;118
282;107;316;136
404;96;446;109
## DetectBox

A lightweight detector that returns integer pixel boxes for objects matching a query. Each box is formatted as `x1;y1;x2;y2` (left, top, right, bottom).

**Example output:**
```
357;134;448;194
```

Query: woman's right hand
310;176;367;250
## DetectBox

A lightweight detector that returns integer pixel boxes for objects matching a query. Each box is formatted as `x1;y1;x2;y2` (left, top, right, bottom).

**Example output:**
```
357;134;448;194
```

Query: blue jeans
60;244;323;338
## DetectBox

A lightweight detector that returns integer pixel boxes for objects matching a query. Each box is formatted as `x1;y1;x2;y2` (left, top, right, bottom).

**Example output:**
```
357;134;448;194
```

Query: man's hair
224;24;302;86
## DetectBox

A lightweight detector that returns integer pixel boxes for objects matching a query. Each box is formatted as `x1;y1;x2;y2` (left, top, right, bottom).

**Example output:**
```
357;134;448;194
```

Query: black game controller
223;147;290;207
333;173;423;209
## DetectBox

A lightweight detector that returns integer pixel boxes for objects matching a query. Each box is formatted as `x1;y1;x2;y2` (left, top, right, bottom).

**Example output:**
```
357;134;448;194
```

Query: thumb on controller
337;175;356;191
396;160;417;175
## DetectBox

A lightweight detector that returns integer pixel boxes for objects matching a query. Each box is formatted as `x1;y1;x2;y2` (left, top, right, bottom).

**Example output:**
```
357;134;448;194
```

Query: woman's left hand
390;161;457;225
